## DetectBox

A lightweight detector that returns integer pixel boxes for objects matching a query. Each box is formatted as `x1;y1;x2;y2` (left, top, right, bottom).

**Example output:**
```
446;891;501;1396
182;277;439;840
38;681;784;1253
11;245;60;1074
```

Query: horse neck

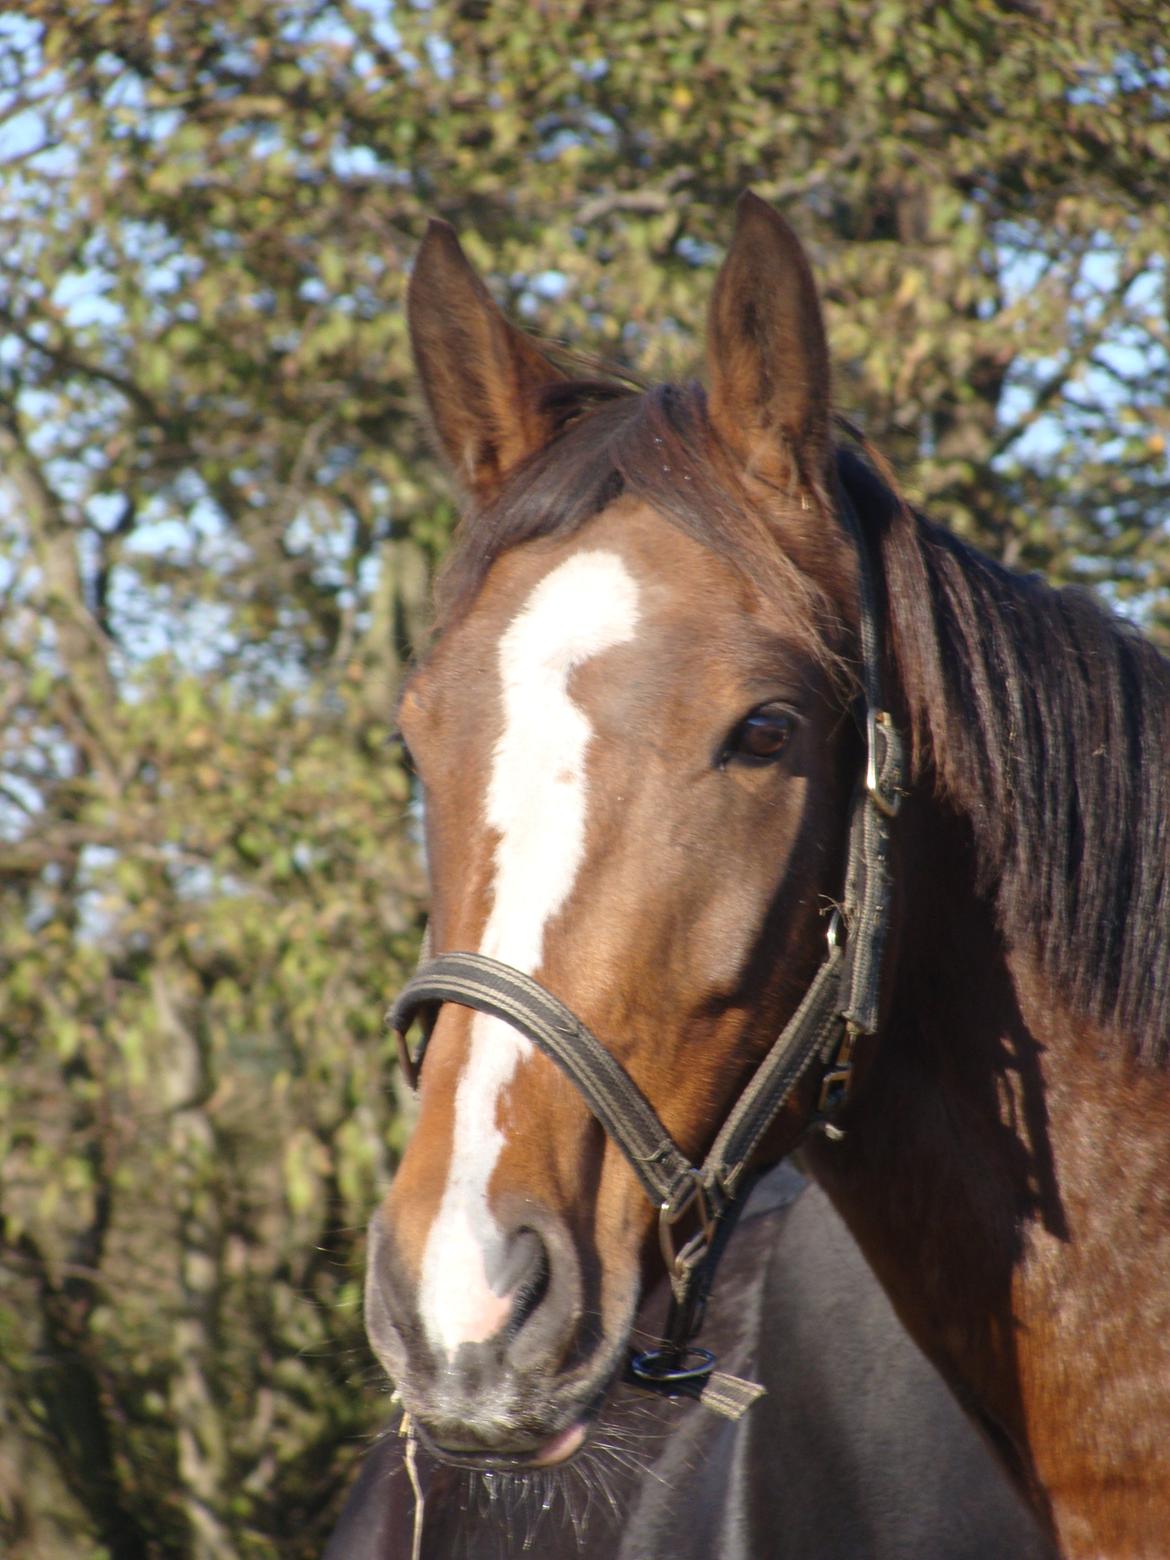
805;794;1060;1504
805;784;1170;1546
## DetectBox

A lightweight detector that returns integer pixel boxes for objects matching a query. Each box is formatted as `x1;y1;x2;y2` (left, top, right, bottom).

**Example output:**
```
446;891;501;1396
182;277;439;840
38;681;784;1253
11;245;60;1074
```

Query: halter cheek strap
386;480;905;1418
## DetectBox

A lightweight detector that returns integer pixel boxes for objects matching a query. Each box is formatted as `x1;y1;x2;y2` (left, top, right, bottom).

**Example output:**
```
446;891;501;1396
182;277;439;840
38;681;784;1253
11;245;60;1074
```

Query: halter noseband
386;482;904;1419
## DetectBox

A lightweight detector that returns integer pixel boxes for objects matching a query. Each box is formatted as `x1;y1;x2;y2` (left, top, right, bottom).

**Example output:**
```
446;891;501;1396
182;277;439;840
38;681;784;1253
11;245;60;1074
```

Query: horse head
366;196;876;1464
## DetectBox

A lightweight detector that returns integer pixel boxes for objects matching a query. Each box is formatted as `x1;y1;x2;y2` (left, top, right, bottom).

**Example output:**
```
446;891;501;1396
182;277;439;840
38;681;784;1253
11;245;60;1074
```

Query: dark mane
839;447;1170;1066
436;370;1170;1065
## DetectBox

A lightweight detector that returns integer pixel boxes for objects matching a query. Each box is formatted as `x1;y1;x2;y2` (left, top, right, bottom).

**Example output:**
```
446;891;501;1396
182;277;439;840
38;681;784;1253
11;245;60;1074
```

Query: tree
0;1;1166;1552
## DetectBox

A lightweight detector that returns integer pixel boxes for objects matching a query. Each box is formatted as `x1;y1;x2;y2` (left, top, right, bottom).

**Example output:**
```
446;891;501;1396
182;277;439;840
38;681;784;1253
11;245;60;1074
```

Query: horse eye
725;708;796;765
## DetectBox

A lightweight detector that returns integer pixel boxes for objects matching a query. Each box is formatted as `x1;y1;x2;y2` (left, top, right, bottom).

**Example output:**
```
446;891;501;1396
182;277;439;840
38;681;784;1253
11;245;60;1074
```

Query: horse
332;1166;1049;1557
362;193;1170;1559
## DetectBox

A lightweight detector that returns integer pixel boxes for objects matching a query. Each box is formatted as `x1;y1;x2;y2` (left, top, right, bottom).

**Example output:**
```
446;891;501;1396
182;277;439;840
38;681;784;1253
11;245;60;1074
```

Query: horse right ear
408;221;567;502
706;193;832;497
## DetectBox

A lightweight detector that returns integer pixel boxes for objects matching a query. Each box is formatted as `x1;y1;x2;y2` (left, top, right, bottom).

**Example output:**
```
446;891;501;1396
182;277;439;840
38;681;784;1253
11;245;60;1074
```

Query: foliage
0;0;1166;1552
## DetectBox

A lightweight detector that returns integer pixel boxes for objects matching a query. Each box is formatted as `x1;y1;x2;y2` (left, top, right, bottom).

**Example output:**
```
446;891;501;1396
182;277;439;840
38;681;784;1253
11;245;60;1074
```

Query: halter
387;481;905;1419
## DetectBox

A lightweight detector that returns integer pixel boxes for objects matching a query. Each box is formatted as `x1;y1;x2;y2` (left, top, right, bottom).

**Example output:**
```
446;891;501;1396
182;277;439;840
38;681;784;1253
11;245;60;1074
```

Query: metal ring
626;1346;717;1387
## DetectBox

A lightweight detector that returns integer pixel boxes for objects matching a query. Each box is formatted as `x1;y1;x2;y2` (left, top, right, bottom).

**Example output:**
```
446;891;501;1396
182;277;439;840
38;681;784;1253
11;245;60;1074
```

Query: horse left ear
408;219;568;501
706;192;832;494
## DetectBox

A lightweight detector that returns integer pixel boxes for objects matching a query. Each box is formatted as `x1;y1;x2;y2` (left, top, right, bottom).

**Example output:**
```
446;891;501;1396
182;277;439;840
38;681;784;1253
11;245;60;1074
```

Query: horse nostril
498;1213;584;1376
506;1229;550;1337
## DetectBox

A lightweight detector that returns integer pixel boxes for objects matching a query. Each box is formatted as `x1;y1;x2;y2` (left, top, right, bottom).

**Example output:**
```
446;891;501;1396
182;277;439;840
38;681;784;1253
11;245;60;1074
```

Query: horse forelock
431;378;853;691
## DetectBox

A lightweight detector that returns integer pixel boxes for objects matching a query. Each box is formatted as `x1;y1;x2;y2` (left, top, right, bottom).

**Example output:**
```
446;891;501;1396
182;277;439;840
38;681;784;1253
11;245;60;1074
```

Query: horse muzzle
363;1198;629;1461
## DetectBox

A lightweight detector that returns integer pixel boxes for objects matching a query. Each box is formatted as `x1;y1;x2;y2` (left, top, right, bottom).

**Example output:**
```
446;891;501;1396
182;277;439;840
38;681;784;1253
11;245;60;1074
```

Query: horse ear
706;192;831;492
408;220;567;500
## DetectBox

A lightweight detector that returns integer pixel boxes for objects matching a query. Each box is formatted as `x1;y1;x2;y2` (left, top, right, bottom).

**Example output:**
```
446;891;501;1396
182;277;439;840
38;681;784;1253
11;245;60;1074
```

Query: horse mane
434;369;1170;1066
839;445;1170;1066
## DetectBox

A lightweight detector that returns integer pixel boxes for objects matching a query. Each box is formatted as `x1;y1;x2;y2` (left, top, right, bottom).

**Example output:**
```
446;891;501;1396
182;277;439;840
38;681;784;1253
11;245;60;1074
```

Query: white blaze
419;551;639;1356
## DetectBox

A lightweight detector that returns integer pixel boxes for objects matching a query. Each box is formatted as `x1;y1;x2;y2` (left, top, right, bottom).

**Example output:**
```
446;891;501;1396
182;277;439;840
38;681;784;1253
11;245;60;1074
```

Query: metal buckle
659;1171;717;1283
627;1345;717;1388
389;1003;435;1094
817;1027;858;1115
865;708;904;818
393;1024;420;1093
